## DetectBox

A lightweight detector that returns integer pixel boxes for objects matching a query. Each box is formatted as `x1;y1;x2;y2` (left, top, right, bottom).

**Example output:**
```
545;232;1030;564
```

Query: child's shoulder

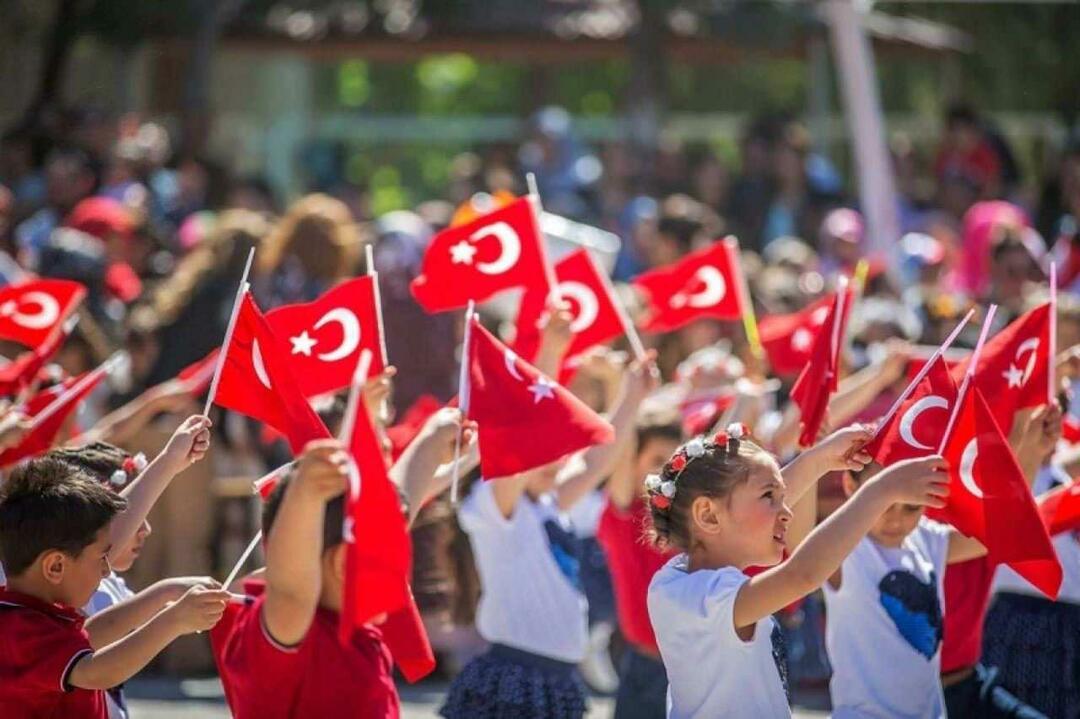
649;556;746;605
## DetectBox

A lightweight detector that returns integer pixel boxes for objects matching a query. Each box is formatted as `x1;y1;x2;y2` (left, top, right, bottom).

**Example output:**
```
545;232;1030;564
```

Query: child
440;356;657;719
823;463;988;718
646;427;949;719
596;409;682;719
48;439;219;719
210;440;400;718
0;456;229;719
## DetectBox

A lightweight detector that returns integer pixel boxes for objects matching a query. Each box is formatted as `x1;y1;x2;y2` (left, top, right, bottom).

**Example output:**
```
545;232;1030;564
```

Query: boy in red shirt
597;411;682;719
210;440;400;719
0;457;229;719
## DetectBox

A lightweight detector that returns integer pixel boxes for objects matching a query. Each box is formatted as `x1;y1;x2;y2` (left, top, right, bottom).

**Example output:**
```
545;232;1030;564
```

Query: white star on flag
1002;364;1025;388
792;328;812;351
527;376;556;404
290;330;318;356
450;240;478;265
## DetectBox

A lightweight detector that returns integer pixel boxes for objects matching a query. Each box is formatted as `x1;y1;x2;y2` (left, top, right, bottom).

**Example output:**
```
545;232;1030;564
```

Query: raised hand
294;440;350;501
809;424;875;474
869;455;950;509
165;586;230;635
160;415;212;471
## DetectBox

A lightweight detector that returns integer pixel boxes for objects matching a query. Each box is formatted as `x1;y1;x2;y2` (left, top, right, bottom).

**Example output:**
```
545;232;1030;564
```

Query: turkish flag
905;349;966;383
380;596;436;683
1039;482;1080;536
0;316;77;397
952;304;1050;434
937;387;1061;599
866;355;959;467
0;362;111;467
176;349;220;397
466;317;614;479
633;240;743;332
213;293;331;453
514;248;625;367
410;197;550;312
339;386;413;642
0;279;85;348
790;288;851;447
759;296;833;376
267;277;385;398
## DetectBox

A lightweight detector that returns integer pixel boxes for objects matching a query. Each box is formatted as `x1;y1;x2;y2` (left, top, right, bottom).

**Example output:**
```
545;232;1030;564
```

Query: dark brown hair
48;441;130;487
0;457;127;575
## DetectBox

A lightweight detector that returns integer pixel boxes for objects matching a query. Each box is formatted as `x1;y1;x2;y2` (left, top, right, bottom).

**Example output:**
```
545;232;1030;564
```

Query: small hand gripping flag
466;317;614;479
0;279;86;348
951;303;1050;434
213;293;331;453
514;248;625;368
790;287;852;447
410;197;550;313
866;354;958;467
267;276;385;398
1038;481;1080;537
632;240;743;333
758;296;833;377
936;387;1061;599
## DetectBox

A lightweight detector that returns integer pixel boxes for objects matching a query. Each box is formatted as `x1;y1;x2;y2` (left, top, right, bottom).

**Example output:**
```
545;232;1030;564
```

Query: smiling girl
646;425;950;719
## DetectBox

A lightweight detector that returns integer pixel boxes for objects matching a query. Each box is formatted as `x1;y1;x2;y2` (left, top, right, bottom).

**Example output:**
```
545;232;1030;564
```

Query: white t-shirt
823;518;950;719
458;480;588;663
647;555;790;719
83;572;136;719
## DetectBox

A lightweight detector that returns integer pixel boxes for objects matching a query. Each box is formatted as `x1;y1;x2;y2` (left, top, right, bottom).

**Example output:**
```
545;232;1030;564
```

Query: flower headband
110;452;148;487
645;423;748;510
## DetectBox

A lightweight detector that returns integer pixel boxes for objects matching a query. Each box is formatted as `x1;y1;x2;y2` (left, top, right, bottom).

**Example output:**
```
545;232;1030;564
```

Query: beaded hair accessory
110;452;148;487
645;423;748;510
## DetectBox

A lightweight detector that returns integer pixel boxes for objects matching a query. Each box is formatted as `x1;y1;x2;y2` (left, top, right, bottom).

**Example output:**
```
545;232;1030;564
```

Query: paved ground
126;678;829;717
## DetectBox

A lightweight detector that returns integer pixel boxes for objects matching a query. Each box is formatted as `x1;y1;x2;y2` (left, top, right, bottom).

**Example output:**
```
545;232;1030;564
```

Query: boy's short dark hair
262;471;346;554
0;457;127;576
636;410;683;453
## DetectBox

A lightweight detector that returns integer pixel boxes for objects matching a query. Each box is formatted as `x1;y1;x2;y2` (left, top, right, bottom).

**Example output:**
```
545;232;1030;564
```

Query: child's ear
690;495;724;536
41;550;66;585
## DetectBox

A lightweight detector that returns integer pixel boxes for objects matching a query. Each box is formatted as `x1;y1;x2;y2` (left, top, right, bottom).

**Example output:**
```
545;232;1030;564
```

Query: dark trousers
944;664;1049;719
613;645;668;719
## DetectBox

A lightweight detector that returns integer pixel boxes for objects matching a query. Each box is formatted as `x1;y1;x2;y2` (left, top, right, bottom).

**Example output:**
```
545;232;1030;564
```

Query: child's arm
389;408;476;521
84;577;220;649
0;406;31;451
77;380;197;447
262;441;348;647
531;305;574;379
69;586;229;690
108;415;211;562
825;343;910;429
781;424;873;505
733;455;948;630
554;353;659;511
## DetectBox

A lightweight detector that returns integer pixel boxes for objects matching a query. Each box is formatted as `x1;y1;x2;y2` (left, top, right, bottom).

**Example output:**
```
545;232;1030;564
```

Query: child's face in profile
843;467;923;549
58;526;113;607
110;519;151;573
708;458;791;568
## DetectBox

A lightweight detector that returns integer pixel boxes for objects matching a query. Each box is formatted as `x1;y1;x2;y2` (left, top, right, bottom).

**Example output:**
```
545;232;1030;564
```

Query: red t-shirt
597;498;673;654
941;556;995;674
0;588;106;719
210;579;399;719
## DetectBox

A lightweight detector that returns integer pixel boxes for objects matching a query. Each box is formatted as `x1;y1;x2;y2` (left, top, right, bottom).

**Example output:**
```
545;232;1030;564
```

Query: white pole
30;352;124;430
1050;263;1058;404
526;173;559;294
338;349;373;445
585;249;647;361
365;244;389;368
450;301;476;504
203;248;256;416
938;305;998;454
223;530;262;589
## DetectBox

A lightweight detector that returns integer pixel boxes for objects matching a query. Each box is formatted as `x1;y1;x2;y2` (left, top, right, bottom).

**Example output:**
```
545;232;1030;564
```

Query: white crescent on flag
898;395;948;450
1015;337;1040;386
671;266;727;309
471;221;521;276
313;308;361;362
251;340;272;390
557;281;599;334
959;438;984;499
0;291;60;330
504;348;525;381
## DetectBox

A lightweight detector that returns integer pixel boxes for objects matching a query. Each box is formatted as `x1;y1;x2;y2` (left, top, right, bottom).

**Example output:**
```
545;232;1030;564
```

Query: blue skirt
440;643;587;719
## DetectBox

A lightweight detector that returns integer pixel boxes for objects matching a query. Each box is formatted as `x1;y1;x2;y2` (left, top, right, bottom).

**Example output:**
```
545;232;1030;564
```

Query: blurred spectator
935;104;1003;204
15;147;100;267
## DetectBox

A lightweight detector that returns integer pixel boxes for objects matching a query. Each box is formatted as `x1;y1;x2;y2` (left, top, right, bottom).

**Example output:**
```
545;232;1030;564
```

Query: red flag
952;304;1050;434
514;249;625;367
213;293;331;453
466;318;614;479
633;241;743;332
266;277;386;397
380;595;436;682
0;316;77;397
1038;482;1080;536
176;349;220;396
866;355;959;466
0;362;111;467
937;387;1061;598
790;288;851;447
410;197;550;312
905;350;966;383
759;296;833;376
339;391;412;641
0;279;85;348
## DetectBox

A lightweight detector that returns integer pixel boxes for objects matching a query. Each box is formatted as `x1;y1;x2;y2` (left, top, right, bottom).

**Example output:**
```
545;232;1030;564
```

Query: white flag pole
203;248;256;416
938;304;998;454
223;530;262;589
868;308;974;442
365;244;389;368
450;301;476;505
1050;262;1058;405
252;461;295;496
585;249;647;362
724;236;764;360
30;352;124;431
338;349;373;446
525;173;559;295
